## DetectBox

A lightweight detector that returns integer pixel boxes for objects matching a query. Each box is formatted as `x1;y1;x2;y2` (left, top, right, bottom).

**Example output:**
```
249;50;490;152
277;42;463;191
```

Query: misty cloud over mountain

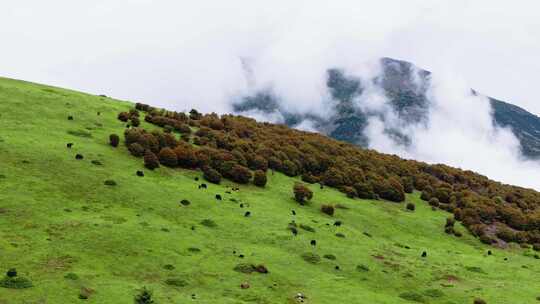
232;57;540;189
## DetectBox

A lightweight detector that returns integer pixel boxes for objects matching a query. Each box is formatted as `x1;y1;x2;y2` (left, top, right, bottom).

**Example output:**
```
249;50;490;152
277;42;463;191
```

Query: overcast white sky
1;0;540;114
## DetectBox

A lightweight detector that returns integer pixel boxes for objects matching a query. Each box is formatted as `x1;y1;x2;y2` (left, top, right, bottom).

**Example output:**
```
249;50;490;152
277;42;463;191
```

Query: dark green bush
253;170;267;187
429;197;440;207
322;168;345;187
177;124;191;134
479;235;494;244
321;204;335;216
174;146;197;168
420;190;431;201
117;112;130;122
203;167;221;184
143;151;160;170
268;157;283;171
301;173;319;184
282;160;298;177
402;177;414;193
340;186;357;198
293;183;313;204
158;147;178;167
406;203;415;211
230;165;252;184
354;182;375;199
131;117;140;127
128;143;145;157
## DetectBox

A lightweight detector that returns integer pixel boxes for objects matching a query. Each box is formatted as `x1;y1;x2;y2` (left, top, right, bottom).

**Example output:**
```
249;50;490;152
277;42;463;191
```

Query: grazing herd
58;110;526;304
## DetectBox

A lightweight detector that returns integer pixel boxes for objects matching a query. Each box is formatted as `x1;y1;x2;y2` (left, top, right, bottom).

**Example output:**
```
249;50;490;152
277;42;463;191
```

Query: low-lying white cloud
364;70;540;189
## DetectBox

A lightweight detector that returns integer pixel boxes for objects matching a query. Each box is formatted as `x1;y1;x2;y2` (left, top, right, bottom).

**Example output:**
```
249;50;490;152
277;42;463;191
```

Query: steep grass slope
0;77;538;303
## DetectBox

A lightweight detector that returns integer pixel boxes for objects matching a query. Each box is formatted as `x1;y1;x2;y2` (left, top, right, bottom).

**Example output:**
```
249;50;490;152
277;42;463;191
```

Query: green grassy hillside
0;77;538;303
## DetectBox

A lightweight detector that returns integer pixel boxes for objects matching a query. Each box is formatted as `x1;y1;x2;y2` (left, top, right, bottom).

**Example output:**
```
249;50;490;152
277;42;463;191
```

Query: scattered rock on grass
423;289;444;298
79;287;94;299
323;254;336;260
187;247;201;253
64;273;79;280
200;219;217;228
356;264;369;272
104;180;117;186
299;224;315;233
399;292;425;303
0;268;32;289
301;253;321;264
165;278;188;287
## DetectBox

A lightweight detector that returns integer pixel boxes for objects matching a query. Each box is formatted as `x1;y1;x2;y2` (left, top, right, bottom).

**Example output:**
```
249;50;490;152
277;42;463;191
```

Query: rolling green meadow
0;77;538;303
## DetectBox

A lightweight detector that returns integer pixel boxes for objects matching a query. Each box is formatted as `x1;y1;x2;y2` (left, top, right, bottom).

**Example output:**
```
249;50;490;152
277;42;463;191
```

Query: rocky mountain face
233;57;540;159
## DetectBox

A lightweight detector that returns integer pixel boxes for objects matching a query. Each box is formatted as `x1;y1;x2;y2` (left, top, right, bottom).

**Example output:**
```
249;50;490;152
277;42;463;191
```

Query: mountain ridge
233;57;540;159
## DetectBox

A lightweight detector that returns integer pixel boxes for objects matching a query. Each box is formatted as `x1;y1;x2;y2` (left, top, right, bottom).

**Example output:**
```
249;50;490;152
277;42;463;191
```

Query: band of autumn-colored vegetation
111;103;540;249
